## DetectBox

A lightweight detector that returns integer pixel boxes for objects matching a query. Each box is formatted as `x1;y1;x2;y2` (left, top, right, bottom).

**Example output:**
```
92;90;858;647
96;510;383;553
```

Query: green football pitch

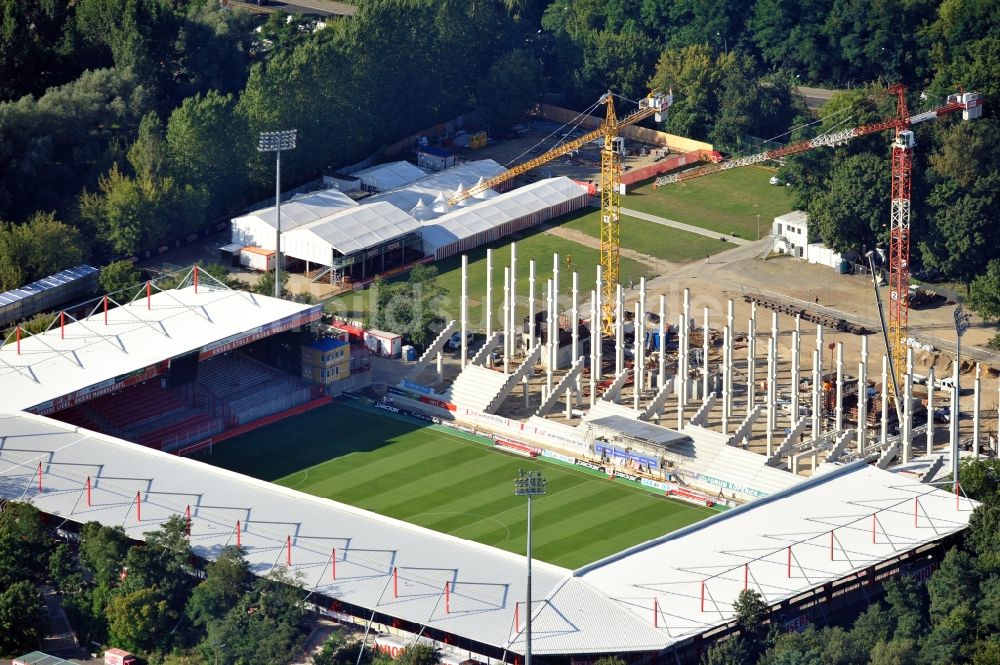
205;401;714;569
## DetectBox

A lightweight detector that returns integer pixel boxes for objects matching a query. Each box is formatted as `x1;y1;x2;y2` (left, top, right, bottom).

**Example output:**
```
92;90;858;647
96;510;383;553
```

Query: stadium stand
49;352;316;452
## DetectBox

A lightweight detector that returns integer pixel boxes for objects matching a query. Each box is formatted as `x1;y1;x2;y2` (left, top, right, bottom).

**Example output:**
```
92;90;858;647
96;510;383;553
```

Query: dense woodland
0;0;997;308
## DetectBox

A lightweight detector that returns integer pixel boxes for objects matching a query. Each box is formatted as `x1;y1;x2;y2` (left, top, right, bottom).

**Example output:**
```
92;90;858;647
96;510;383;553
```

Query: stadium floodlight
257;129;297;299
514;469;546;665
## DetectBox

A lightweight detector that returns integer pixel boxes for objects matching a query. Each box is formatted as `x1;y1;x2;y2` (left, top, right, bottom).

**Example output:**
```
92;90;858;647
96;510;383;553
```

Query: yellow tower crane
448;91;670;335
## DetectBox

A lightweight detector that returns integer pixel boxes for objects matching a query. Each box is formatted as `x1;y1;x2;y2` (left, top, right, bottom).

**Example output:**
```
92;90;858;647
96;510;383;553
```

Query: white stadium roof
365;160;506;218
353;160;428;192
420;177;587;255
0;284;318;414
0;412;974;657
282;201;421;264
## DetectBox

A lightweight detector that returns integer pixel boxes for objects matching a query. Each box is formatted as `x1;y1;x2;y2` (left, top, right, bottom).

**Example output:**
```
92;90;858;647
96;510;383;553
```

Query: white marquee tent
231;188;358;250
420;177;589;259
352;160;428;192
365;159;506;218
281;201;421;268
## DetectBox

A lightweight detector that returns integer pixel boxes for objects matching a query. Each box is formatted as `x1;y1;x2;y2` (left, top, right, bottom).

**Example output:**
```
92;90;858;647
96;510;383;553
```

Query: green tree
100;260;143;296
870;637;920;665
105;586;172;652
849;603;894;654
927;547;980;624
968;260;1000;323
921;603;977;665
0;501;52;587
648;44;720;140
966;503;1000;575
48;543;84;596
883;576;927;641
186;546;249;628
0;580;46;655
701;636;749;665
733;588;772;660
0;212;87;291
809;152;890;252
129;111;167;181
593;658;626;665
477;49;543;131
79;521;132;587
0;0;79;101
396;644;436;665
166;89;249;215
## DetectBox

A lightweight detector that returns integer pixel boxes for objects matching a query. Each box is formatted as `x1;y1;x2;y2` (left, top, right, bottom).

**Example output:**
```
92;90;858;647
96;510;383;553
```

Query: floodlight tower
258;129;297;298
514;469;546;665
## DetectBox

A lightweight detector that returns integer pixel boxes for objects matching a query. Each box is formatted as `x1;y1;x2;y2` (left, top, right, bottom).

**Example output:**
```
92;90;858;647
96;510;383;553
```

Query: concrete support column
858;336;868;453
634;301;644;411
545;279;554;396
790;330;800;429
658;295;666;390
835;342;844;432
590;292;597;407
571;272;579;364
682;288;690;406
703;307;711;399
881;356;889;446
460;254;468;368
614;285;624;377
974;363;982;458
502;267;510;374
722;324;731;434
485;248;493;338
766;336;776;457
748;304;757;412
510;243;517;359
552;253;560;367
594;265;603;382
677;313;685;429
811;350;821;440
528;260;536;353
436;351;443;383
927;367;935;455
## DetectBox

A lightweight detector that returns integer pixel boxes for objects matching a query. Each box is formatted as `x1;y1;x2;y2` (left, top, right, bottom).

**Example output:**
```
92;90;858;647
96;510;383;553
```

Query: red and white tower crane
653;85;983;373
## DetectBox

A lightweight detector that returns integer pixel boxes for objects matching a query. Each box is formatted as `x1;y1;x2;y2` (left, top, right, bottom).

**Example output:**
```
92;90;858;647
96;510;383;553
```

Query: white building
772;210;855;271
351;160;427;192
231;188;358;250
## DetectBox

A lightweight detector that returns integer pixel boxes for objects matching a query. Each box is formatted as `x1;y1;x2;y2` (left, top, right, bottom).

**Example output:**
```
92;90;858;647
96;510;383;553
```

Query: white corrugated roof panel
353;160;428;191
232;188;358;234
366;160;506;217
420;177;587;253
283;202;420;258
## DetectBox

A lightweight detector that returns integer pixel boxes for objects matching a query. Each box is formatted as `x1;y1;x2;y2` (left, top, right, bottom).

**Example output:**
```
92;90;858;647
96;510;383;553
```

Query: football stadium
0;260;979;664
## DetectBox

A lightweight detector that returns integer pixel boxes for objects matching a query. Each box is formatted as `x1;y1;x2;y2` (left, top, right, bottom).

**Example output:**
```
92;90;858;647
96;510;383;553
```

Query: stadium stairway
442;365;512;412
583;399;641;421
409;320;456;378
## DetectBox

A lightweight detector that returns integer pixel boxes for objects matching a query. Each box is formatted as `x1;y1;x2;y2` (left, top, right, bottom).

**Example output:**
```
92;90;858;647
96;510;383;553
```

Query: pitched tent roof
232;188;358;234
352;160;428;191
420;177;587;254
365;160;506;219
281;201;420;260
0;414;975;657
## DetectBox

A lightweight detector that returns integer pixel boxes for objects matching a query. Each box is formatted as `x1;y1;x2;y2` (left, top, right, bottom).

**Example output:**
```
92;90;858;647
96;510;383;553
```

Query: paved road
229;0;356;16
619;207;751;246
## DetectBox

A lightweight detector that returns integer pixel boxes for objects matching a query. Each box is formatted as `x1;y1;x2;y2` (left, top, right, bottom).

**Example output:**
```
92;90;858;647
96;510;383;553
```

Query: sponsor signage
200;305;322;358
420;395;456;411
694;472;768;498
401;379;436;396
32;363;165;415
595;442;659;470
641;477;674;492
541;450;576;464
574;458;605;472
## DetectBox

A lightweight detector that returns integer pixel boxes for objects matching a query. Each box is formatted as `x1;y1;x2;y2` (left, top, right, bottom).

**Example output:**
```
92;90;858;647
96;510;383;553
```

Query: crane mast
600;95;622;335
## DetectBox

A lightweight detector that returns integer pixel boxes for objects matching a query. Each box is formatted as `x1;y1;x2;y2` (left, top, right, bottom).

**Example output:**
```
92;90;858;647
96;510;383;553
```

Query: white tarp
352;160;427;192
231;188;358;249
420;177;589;259
365;160;506;218
281;202;420;267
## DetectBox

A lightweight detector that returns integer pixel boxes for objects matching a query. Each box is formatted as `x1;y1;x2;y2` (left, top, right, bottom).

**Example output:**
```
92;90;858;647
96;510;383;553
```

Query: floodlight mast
514;470;546;665
257;129;297;298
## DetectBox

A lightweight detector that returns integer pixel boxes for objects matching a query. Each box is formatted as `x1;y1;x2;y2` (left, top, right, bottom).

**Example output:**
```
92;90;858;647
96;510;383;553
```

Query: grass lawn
560;208;736;263
622;167;794;240
327;225;652;325
206;401;712;568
